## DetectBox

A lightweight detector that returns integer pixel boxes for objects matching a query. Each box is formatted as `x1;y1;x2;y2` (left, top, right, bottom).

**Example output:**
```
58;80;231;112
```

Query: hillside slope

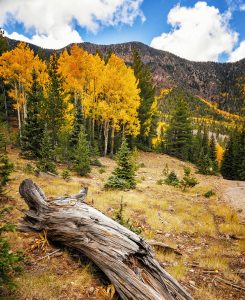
6;38;245;115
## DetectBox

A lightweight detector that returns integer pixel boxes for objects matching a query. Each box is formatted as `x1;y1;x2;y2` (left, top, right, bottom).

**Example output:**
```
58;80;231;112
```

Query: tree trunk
19;179;194;300
110;124;115;156
104;120;109;156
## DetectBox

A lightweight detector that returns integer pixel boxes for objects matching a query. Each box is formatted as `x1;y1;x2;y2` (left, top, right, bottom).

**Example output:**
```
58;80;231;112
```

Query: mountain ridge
5;37;245;114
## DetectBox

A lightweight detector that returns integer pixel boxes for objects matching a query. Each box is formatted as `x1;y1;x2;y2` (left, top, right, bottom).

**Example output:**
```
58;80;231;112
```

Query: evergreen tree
221;133;237;179
74;126;91;176
70;104;83;148
46;54;67;145
209;135;219;174
192;126;202;163
197;151;213;175
0;155;13;194
165;98;192;161
20;69;44;158
0;129;13;194
105;139;136;190
132;50;156;147
201;126;209;156
237;128;245;180
36;126;56;173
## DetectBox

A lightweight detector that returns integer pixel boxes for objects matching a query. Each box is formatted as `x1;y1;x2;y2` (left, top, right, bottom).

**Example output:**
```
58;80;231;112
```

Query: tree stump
19;179;194;300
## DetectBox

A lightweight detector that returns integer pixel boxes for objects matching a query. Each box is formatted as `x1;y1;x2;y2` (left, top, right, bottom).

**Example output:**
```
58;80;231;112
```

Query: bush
23;163;36;175
204;190;216;198
113;198;142;234
0;207;23;295
61;169;71;181
164;171;179;186
0;155;14;194
180;167;198;191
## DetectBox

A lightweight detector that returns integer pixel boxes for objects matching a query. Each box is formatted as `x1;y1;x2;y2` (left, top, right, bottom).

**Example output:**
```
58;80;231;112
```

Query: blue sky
0;0;244;62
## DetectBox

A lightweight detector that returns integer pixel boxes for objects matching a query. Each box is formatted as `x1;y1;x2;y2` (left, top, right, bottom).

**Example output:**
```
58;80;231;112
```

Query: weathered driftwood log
19;179;193;300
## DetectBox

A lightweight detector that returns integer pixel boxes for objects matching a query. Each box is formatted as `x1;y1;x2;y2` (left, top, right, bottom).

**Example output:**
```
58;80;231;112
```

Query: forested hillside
6;37;245;115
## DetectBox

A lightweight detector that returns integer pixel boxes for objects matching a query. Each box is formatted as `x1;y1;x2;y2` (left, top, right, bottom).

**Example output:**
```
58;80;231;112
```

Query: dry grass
2;149;244;300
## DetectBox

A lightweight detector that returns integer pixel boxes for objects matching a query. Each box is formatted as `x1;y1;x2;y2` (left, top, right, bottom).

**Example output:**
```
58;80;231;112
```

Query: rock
88;287;95;294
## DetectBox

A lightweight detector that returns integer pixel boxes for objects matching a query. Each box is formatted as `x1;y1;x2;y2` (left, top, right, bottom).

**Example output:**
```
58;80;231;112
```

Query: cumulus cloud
0;0;144;49
150;1;239;62
229;40;245;62
240;4;245;11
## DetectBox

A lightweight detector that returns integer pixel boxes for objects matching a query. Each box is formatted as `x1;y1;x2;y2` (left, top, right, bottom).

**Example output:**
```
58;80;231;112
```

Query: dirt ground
222;181;245;221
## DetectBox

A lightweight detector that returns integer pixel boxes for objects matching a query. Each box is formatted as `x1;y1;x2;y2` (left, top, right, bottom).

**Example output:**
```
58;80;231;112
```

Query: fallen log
19;179;194;300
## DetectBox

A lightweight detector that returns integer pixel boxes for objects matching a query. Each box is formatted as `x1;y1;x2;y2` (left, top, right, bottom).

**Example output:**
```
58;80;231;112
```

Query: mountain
6;38;245;115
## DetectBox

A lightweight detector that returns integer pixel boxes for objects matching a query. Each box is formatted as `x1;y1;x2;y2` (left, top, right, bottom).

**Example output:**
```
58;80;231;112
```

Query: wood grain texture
19;179;194;300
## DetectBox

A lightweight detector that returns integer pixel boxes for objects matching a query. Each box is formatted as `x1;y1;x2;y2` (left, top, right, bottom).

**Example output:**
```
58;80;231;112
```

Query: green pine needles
105;139;136;190
36;126;57;174
74;126;91;176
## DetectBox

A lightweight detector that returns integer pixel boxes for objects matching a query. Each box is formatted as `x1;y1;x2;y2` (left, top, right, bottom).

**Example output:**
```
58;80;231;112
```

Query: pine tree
45;54;67;146
237;128;245;180
201;126;209;156
132;50;156;147
0;155;14;194
192;126;202;163
20;69;44;158
70;104;83;148
36;126;56;173
105;139;136;190
165;98;192;161
221;133;237;179
74;126;91;176
209;135;219;174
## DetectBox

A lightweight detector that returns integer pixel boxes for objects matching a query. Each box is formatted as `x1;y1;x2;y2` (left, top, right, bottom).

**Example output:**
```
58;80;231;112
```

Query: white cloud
240;4;245;11
150;1;238;62
0;0;144;49
229;40;245;62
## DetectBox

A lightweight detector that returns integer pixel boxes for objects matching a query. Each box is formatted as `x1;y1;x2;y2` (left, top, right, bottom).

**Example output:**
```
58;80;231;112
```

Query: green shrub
0;207;23;295
180;167;198;191
23;163;35;175
204;190;216;198
61;169;71;181
0;155;14;195
113;198;142;234
164;171;179;186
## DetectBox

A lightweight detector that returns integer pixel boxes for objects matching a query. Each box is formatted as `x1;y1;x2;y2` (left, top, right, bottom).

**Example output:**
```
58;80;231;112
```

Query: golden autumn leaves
0;42;141;145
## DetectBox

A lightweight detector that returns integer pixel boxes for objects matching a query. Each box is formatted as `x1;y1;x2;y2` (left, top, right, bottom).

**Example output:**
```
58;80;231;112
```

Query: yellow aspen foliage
0;42;47;130
216;143;224;166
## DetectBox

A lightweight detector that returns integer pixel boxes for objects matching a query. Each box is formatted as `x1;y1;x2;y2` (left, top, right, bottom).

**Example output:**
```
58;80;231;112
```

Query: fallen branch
19;179;193;300
214;276;245;292
148;240;182;256
36;249;61;262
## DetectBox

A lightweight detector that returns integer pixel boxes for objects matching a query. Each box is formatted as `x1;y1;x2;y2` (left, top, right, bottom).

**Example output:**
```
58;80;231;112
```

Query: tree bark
103;120;109;156
19;179;194;300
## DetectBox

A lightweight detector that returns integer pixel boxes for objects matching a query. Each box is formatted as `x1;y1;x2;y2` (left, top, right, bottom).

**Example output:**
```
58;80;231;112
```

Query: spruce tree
74;126;91;176
209;135;219;174
192;126;202;163
70;104;83;148
237;128;245;180
0;133;13;194
45;54;67;146
132;50;156;147
105;139;136;190
221;133;237;179
165;98;192;161
36;126;56;173
20;69;44;158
